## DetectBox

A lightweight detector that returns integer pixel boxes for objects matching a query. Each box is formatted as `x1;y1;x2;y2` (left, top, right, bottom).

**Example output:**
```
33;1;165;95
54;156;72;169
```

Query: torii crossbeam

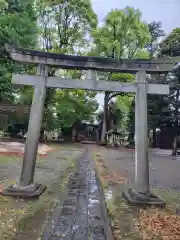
1;45;170;206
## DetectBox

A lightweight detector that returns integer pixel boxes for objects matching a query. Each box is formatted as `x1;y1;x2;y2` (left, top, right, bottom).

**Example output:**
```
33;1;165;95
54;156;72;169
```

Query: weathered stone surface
42;148;113;240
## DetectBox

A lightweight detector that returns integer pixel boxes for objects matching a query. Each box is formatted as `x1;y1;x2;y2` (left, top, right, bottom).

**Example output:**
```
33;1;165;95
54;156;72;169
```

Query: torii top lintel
5;44;179;74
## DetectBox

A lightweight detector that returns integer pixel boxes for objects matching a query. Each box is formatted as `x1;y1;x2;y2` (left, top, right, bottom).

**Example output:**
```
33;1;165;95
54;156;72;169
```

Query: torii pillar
0;64;48;198
123;71;165;207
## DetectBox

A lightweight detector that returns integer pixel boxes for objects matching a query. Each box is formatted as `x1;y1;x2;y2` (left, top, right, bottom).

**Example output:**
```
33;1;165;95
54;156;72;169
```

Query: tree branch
108;92;121;102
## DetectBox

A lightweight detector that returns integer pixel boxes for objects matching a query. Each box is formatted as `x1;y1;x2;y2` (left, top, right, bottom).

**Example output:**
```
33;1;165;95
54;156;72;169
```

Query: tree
156;28;180;155
55;90;99;129
116;94;133;132
0;0;37;102
0;0;8;9
108;101;123;129
15;0;98;136
97;101;123;139
37;0;97;53
93;7;150;58
127;97;135;145
17;78;99;133
160;28;180;57
145;21;165;57
92;7;150;144
32;0;98;134
109;52;150;144
145;22;165;147
156;66;180;155
126;21;166;147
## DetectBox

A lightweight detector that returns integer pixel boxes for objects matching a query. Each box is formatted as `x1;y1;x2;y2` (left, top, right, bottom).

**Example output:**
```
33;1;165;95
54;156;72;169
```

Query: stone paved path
42;148;113;240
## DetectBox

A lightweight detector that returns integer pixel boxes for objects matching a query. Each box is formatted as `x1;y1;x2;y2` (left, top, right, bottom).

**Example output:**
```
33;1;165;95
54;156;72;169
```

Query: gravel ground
0;144;84;240
92;146;180;190
2;143;180;240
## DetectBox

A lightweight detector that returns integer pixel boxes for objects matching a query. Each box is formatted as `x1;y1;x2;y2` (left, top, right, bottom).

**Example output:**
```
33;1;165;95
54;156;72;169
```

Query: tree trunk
72;128;77;142
101;92;109;145
128;132;135;146
172;88;180;156
172;134;178;156
152;128;156;148
39;128;45;142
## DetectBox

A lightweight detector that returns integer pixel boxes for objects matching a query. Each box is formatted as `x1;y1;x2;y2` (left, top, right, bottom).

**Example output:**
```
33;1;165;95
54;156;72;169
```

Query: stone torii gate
1;45;173;205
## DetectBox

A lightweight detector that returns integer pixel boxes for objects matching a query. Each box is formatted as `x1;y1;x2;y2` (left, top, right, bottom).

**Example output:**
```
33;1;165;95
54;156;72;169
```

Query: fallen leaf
137;209;180;240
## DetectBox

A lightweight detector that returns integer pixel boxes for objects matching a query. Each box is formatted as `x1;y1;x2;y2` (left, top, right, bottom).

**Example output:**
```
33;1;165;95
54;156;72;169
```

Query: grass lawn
94;152;180;240
0;155;20;163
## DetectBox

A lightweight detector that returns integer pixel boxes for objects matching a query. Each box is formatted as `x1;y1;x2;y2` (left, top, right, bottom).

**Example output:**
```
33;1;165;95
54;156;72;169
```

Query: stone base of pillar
122;188;165;208
0;183;46;199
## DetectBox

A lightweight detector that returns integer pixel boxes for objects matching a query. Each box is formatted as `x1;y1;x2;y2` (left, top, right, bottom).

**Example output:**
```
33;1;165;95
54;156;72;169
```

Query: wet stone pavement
42;148;112;240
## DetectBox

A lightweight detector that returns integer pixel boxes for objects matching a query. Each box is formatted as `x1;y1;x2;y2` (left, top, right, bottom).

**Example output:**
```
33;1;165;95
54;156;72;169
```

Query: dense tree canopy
0;0;37;102
37;0;97;53
93;7;150;59
145;21;165;57
15;0;99;131
0;0;179;150
91;7;151;143
157;29;180;154
126;20;167;145
160;28;180;57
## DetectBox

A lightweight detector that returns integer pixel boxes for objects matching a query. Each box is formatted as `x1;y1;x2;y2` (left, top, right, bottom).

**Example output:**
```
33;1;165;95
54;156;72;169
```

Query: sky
92;0;180;108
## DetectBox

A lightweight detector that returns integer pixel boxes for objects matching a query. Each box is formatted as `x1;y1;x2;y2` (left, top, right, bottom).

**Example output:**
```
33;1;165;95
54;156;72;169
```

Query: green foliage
0;0;8;9
111;49;150;133
158;28;180;131
126;21;166;138
127;97;135;142
157;67;180;129
92;7;151;137
134;50;150;59
143;22;166;133
3;1;178;142
108;101;123;127
92;7;150;59
54;90;99;129
5;122;28;137
37;0;97;53
117;95;133;131
145;21;165;57
30;0;98;130
111;73;135;82
146;27;180;153
160;28;180;57
0;0;37;102
149;28;180;131
0;0;37;47
97;102;123;130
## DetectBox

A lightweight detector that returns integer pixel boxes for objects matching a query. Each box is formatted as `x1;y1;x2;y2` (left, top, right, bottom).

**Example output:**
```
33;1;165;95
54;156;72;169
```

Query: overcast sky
93;0;180;108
